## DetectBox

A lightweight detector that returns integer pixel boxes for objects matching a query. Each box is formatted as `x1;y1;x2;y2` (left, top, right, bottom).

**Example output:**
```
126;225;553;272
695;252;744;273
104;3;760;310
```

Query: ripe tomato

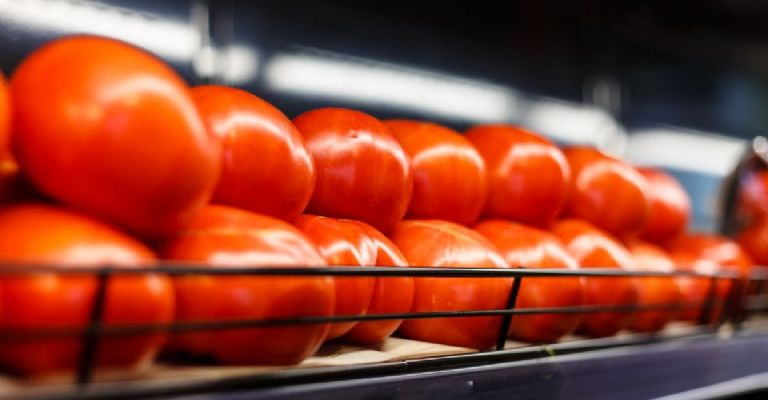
0;156;39;204
0;203;173;376
636;168;691;244
0;72;10;157
293;108;412;233
192;86;315;221
552;219;638;337
474;220;584;343
296;215;414;343
626;241;681;332
11;36;220;239
390;220;511;350
385;120;486;225
563;147;649;238
738;218;768;265
465;125;570;227
157;205;334;365
668;233;752;322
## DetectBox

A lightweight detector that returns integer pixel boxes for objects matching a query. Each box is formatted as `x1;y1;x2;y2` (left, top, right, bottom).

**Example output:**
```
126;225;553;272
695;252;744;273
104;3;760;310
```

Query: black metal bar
496;275;523;350
723;277;745;330
0;301;714;341
76;268;111;387
0;264;742;278
698;275;719;327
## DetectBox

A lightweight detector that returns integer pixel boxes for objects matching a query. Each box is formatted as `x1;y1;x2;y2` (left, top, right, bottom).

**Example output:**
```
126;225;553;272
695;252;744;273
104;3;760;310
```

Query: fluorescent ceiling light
0;0;200;62
264;51;520;122
626;128;747;176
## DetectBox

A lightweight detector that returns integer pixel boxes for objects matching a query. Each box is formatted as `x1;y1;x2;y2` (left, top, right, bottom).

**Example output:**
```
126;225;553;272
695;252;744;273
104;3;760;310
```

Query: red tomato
0;203;173;375
293;108;412;233
385;120;487;225
563;147;650;238
465;125;570;227
11;36;220;239
636;168;691;243
668;233;752;322
192;86;315;221
158;205;334;365
296;215;414;343
552;219;638;337
0;156;39;204
390;220;511;350
738;218;768;265
626;241;681;332
474;220;584;343
0;72;10;157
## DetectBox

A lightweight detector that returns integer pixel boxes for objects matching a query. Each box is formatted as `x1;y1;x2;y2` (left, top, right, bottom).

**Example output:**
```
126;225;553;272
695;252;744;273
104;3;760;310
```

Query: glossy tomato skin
626;241;681;332
293;108;412;233
637;168;691;244
563;147;650;238
668;233;752;322
11;36;220;239
0;72;10;157
390;220;511;350
296;215;414;343
385;120;487;226
158;205;334;365
193;86;315;221
552;219;639;337
465;125;570;228
0;203;173;376
474;220;584;343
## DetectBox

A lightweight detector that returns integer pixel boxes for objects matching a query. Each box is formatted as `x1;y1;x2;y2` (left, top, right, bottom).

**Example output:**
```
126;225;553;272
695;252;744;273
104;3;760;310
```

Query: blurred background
0;0;765;232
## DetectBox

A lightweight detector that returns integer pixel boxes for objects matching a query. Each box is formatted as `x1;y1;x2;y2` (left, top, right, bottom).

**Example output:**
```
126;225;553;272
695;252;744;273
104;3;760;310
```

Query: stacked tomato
0;35;755;377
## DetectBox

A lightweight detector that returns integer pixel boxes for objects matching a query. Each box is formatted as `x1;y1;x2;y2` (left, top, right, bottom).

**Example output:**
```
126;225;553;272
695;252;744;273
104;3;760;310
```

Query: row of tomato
0;35;759;377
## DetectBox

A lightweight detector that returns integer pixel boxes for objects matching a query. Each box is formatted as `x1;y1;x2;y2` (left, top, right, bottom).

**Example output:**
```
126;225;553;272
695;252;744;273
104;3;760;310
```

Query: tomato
0;72;10;157
11;36;220;239
385;120;486;225
293;108;412;233
552;219;638;337
626;241;681;332
465;125;570;228
296;215;413;343
668;233;752;323
192;86;315;221
636;168;691;243
390;220;511;350
0;156;39;204
157;205;333;365
563;147;650;238
0;203;173;375
738;218;768;266
474;220;584;343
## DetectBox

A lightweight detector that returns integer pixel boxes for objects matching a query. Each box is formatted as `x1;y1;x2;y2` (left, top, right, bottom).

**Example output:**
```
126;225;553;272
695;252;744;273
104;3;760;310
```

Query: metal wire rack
0;262;762;398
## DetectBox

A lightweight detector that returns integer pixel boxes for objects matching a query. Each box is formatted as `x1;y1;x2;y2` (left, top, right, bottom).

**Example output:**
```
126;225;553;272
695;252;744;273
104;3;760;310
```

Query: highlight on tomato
626;241;681;333
158;205;334;365
296;215;413;343
385;120;487;226
0;203;173;376
465;125;570;227
636;167;691;244
668;233;752;323
552;219;638;337
390;220;511;350
193;85;315;221
293;108;412;233
11;36;220;239
474;220;584;343
563;147;650;238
